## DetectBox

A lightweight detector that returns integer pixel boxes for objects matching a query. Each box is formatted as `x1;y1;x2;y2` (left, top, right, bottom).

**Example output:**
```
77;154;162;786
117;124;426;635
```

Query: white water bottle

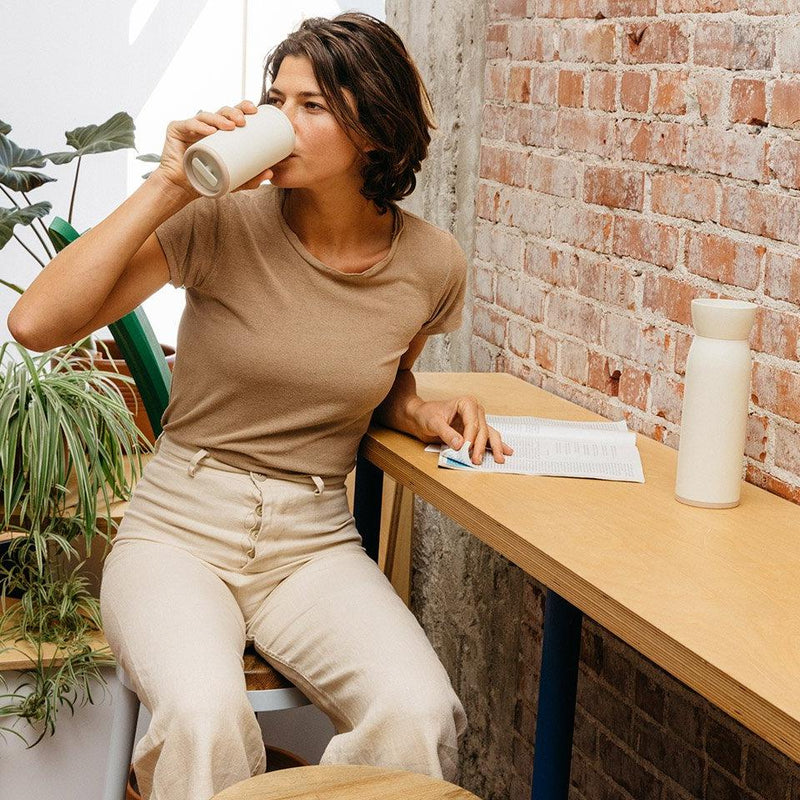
183;104;295;198
675;298;757;508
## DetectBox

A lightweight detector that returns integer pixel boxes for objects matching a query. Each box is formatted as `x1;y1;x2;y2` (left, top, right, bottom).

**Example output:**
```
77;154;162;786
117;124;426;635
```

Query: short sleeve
155;195;221;289
418;238;468;335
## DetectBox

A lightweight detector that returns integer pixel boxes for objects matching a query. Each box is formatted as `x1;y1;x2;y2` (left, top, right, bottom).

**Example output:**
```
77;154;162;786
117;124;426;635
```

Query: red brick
774;424;800;474
650;374;684;423
777;27;800;73
560;340;589;384
525;242;578;287
558;70;584;108
508;66;532;103
662;0;735;9
730;79;767;125
694;23;774;70
685;231;763;289
556;109;616;158
528;153;580;198
528;66;560;105
539;0;602;17
482;103;506;140
559;23;615;63
619;119;686;167
508;23;558;62
603;315;672;367
643;273;704;325
622;22;689;65
588;352;621;396
495;188;553;238
476;221;526;269
585;166;645;211
497;272;546;320
546;293;603;344
613;216;680;268
473;301;508;347
651;173;717;222
764;251;800;303
551;205;613;253
489;0;528;19
674;330;692;374
621;71;651;113
606;0;657;13
746;464;800;505
475;184;499;222
751;362;800;423
653;71;688;115
770;81;800;129
693;74;727;123
487;23;509;59
485;63;507;101
480;145;528;187
745;413;768;462
475;264;495;301
508;319;532;358
534;330;558;371
505;106;558;148
587;71;617;111
769;138;800;190
720;185;800;246
618;366;651;411
575;256;637;310
751;307;800;360
685;128;768;183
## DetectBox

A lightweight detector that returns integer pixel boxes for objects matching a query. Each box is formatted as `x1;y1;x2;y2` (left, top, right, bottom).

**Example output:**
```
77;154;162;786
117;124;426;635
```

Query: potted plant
0;113;173;443
0;339;148;747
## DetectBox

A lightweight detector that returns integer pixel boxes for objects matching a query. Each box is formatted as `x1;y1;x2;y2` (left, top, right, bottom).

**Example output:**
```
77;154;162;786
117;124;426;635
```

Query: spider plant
0;339;149;746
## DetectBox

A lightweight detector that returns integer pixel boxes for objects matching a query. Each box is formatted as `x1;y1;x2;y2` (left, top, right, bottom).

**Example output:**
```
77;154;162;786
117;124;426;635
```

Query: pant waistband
154;432;345;495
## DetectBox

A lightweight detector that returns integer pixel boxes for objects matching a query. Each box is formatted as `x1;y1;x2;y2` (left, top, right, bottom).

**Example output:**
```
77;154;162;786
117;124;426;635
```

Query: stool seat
243;643;295;691
211;764;481;799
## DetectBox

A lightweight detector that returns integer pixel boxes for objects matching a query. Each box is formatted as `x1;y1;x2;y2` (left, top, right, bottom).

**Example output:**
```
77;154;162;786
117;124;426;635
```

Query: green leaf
0;202;52;248
0;120;11;135
0;135;57;192
136;152;161;163
45;112;135;165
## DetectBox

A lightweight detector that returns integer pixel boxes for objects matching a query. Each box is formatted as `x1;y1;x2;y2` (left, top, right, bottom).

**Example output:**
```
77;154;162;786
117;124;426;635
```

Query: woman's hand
409;395;514;465
152;100;274;197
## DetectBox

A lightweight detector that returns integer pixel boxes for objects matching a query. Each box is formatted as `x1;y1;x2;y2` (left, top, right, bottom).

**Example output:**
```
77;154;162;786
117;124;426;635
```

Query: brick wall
463;1;800;798
474;0;800;503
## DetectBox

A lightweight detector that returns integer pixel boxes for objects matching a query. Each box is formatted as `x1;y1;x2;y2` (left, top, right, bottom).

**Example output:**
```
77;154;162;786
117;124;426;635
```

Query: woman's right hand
152;100;274;197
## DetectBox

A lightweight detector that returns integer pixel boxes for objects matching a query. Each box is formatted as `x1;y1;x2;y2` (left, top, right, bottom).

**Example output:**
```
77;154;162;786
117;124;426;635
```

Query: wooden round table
210;764;481;799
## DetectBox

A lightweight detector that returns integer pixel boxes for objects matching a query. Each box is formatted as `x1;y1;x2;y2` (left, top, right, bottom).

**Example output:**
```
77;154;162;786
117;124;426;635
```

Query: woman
10;12;512;800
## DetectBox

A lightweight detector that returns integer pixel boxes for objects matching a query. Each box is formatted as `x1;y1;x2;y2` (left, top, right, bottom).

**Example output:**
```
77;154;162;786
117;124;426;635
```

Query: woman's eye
266;97;280;105
306;102;324;110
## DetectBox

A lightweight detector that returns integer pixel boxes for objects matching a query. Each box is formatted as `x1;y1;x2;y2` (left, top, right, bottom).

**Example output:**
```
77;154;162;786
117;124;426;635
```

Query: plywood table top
360;371;800;763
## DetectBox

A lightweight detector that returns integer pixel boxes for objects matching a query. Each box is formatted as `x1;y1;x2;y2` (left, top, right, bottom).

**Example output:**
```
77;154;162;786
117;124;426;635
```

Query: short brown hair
259;12;436;215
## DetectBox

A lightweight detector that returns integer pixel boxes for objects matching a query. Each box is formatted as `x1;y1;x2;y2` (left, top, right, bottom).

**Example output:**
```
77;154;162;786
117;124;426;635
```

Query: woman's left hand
410;395;514;465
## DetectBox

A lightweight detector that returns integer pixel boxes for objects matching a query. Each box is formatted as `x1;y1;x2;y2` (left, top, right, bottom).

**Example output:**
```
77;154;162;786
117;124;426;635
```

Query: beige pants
99;433;467;800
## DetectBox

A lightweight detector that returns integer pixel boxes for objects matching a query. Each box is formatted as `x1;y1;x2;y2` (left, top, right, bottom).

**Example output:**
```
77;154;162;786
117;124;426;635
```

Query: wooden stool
210;764;481;799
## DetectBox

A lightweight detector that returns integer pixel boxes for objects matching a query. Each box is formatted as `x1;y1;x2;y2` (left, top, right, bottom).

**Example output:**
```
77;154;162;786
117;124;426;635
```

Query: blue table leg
354;453;383;565
531;589;584;800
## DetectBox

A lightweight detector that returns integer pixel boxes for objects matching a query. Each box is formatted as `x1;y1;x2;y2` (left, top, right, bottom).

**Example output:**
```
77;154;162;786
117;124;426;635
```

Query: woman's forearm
372;368;424;437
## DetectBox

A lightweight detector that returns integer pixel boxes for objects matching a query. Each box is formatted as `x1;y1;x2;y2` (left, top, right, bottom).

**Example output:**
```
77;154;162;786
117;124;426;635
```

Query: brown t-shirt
154;184;467;482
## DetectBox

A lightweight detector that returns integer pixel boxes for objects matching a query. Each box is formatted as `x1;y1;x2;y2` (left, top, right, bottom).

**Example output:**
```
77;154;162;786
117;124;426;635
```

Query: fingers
234;167;274;192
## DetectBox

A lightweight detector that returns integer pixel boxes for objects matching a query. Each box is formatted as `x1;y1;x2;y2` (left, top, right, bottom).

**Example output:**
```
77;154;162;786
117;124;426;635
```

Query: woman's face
265;55;367;190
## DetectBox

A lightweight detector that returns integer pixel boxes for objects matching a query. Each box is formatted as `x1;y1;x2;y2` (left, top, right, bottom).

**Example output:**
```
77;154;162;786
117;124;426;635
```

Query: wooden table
353;371;800;800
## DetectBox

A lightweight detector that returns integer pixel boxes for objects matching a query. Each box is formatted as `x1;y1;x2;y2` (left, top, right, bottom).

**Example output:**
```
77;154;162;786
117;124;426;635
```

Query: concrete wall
388;1;800;798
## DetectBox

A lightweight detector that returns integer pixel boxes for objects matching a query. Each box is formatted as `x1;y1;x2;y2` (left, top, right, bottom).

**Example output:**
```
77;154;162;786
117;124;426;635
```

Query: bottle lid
691;298;757;340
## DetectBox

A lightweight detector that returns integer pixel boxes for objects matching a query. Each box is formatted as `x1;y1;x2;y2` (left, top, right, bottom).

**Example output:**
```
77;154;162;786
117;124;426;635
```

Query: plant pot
69;337;176;444
125;746;310;798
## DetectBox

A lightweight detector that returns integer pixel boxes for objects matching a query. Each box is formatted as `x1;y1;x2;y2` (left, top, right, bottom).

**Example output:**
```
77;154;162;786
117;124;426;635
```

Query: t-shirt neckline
274;187;404;279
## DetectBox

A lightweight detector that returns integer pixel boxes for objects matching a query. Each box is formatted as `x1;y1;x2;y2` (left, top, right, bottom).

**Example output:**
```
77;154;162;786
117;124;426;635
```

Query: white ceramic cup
183;104;295;198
